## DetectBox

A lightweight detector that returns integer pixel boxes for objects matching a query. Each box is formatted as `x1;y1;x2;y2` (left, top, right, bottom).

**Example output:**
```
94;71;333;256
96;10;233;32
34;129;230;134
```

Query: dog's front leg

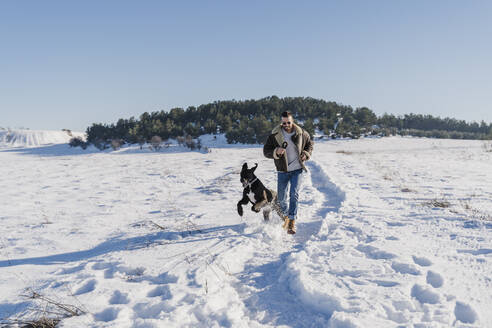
237;194;249;216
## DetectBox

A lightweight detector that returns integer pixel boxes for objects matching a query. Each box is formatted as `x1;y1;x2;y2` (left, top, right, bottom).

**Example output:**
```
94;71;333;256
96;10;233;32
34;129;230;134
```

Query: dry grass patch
456;200;492;222
383;174;393;181
424;198;451;208
1;289;86;328
335;150;354;155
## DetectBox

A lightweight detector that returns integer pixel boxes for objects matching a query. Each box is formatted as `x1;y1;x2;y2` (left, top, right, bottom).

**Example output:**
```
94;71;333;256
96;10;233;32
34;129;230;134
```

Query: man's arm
263;135;277;159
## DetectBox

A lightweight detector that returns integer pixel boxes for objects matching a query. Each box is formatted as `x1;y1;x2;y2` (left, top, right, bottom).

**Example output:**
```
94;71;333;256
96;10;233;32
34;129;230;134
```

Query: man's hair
281;111;293;118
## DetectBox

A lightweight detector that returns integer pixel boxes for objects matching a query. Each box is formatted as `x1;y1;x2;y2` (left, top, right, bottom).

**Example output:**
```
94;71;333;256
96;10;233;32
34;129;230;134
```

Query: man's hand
276;148;285;156
300;153;307;161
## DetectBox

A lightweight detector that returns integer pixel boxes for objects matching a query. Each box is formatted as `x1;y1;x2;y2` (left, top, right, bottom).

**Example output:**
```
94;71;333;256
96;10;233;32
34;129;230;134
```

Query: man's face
281;116;293;132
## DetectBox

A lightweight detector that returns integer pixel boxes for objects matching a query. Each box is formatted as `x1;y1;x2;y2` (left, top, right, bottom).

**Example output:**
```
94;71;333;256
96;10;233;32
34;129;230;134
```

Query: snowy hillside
0;129;85;148
0;137;491;327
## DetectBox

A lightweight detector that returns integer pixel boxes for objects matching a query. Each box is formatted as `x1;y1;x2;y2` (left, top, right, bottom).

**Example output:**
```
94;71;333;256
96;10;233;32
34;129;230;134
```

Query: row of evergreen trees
84;96;492;147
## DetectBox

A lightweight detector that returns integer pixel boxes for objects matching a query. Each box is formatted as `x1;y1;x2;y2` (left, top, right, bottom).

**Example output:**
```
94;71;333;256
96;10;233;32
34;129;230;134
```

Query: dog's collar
246;178;258;188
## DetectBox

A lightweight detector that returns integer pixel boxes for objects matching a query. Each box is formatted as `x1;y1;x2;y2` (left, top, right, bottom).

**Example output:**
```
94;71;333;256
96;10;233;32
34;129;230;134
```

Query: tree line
79;96;492;148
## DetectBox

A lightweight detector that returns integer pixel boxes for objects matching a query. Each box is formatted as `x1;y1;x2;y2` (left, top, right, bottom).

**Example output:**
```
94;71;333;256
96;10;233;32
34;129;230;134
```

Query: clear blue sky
1;1;491;132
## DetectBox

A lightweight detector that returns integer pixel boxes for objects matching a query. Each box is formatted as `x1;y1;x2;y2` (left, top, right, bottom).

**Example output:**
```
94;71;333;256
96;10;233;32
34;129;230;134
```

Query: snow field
0;136;491;327
289;138;491;327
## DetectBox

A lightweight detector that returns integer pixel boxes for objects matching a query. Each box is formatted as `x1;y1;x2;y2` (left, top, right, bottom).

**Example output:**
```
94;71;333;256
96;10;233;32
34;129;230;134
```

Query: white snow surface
1;136;491;327
0;129;85;148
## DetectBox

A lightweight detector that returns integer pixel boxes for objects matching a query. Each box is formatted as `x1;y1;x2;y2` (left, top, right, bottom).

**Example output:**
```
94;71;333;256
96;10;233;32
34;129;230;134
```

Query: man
263;111;314;234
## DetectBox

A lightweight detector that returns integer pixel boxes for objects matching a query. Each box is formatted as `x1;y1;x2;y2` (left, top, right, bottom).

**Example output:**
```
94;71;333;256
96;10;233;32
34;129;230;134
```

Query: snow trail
222;159;346;327
124;155;347;327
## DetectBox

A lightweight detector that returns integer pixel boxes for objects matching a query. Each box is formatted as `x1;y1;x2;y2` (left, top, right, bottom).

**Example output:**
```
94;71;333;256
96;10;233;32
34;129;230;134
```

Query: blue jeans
277;169;303;221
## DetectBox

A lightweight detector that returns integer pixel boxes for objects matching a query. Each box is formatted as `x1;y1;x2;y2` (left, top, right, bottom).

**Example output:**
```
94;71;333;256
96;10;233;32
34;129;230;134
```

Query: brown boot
287;219;296;234
282;216;289;230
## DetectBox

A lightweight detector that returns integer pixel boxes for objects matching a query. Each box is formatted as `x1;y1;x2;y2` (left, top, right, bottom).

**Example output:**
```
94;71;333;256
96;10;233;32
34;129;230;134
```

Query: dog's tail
268;190;287;219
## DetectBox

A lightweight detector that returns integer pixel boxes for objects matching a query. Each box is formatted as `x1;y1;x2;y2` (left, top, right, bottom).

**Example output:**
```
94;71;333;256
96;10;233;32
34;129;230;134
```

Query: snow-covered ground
0;129;85;148
1;136;491;327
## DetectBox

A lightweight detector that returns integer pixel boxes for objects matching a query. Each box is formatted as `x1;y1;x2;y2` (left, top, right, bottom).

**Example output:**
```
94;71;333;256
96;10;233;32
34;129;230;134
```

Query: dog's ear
242;163;248;171
251;163;258;172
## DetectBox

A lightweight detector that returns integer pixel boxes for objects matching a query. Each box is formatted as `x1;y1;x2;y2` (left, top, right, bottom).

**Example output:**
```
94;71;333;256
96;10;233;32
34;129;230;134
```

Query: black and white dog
237;163;281;221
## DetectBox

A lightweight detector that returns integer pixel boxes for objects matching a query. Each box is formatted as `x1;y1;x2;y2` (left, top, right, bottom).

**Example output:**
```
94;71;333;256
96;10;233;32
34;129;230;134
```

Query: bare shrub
150;135;162;151
111;139;123;150
173;135;198;150
69;137;87;149
185;135;196;150
137;136;146;149
176;136;185;146
94;139;109;150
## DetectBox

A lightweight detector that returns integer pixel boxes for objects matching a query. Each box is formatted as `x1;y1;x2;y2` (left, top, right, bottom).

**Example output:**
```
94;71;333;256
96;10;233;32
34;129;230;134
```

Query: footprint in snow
356;244;396;260
109;290;130;304
91;261;116;270
410;284;440;304
385;221;406;227
56;263;86;275
391;262;421;275
457;248;492;256
73;279;97;295
133;302;171;319
89;260;119;279
93;307;120;322
454;301;478;324
412;255;432;267
104;268;115;279
147;285;172;300
371;280;400;287
426;270;444;288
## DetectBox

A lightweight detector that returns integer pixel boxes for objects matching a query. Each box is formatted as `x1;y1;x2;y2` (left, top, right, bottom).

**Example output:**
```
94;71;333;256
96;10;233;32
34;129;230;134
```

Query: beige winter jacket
263;123;313;172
